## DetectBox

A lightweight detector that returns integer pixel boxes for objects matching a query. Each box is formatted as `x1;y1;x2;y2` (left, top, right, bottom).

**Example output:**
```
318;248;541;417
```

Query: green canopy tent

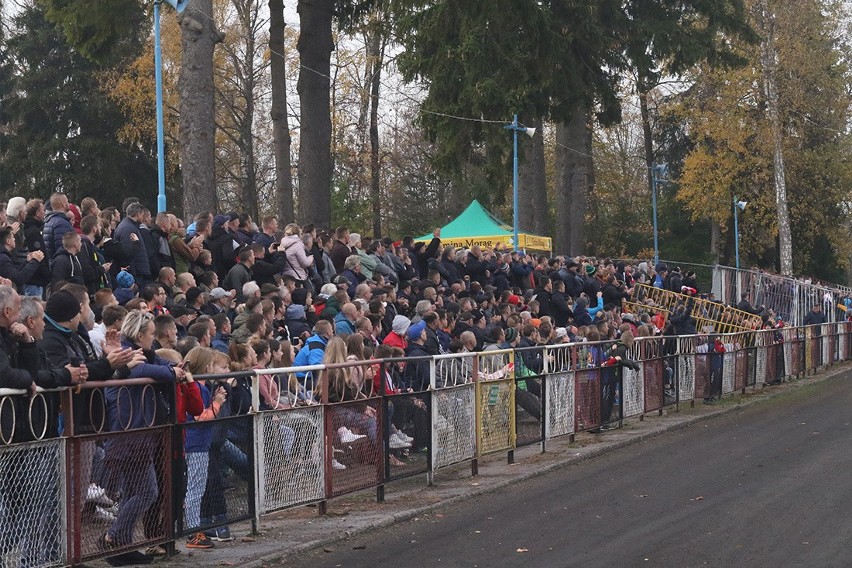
415;199;552;252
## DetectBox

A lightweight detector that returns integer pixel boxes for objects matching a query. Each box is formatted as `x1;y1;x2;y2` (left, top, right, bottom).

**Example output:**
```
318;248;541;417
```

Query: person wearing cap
383;315;410;350
202;287;234;317
402;321;430;391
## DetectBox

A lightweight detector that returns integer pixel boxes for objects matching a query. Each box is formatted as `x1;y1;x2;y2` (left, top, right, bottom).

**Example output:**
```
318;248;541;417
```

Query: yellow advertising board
415;233;552;252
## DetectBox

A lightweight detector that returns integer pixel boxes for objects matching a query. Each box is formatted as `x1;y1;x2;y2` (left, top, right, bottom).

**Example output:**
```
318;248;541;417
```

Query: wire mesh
678;354;696;402
755;345;768;385
514;374;543;447
0;438;65;568
325;398;383;497
722;351;736;395
734;348;748;391
642;358;664;413
600;366;622;427
545;371;574;439
622;363;644;418
475;379;515;455
431;384;475;470
70;428;171;563
384;392;430;481
574;369;601;432
257;406;324;515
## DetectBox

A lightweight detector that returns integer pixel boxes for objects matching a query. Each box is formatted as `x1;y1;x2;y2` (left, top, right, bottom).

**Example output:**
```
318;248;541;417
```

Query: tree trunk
368;13;384;238
269;0;294;222
758;0;793;276
179;0;219;217
296;0;334;228
239;0;258;221
554;106;593;256
637;79;655;202
518;115;549;237
710;219;721;263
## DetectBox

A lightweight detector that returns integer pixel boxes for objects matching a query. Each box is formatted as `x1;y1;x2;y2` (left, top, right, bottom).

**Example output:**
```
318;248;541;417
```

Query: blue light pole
154;0;188;213
650;163;668;266
504;115;536;252
733;196;748;269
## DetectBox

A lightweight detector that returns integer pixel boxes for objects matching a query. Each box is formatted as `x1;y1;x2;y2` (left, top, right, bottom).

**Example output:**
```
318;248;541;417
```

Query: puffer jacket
43;210;73;266
281;235;313;281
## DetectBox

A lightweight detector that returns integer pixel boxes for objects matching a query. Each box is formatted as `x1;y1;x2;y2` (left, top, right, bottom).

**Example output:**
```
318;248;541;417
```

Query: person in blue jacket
293;320;333;393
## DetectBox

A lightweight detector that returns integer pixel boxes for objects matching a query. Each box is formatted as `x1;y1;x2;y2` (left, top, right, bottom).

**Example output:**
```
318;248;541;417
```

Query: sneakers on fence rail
397;431;414;443
186;533;215;549
389;433;412;449
332;458;347;470
87;483;115;507
337;427;366;443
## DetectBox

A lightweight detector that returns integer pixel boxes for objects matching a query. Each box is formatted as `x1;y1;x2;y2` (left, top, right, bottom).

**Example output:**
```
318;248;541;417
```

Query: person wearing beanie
383;315;410;350
41;288;139;390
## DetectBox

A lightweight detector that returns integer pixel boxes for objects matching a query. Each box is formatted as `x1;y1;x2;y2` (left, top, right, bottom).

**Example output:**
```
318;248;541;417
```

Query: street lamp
154;0;188;214
733;196;748;269
504;115;536;252
650;163;668;266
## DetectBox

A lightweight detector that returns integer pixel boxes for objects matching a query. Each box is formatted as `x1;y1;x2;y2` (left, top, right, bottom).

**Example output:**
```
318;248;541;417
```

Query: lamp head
162;0;189;13
736;200;748;211
523;127;536;139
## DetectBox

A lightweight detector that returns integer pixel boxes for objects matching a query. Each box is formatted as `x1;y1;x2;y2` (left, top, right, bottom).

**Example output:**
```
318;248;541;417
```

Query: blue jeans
109;459;158;545
23;285;43;299
184;452;209;530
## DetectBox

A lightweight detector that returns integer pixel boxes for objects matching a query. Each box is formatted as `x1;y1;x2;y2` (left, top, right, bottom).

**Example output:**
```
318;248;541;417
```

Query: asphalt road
279;374;852;568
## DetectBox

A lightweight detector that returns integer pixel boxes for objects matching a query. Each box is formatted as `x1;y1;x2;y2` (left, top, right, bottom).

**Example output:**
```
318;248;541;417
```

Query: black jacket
22;217;51;287
551;290;574;327
0;248;41;292
207;225;239;279
51;249;85;287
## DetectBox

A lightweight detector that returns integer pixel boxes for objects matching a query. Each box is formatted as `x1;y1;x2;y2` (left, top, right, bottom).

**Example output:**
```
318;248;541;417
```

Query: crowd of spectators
0;193;833;565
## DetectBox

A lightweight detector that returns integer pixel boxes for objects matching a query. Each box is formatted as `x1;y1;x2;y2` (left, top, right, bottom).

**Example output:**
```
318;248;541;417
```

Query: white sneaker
92;506;117;523
331;459;347;470
338;427;366;444
389;433;412;449
398;432;414;443
86;484;114;507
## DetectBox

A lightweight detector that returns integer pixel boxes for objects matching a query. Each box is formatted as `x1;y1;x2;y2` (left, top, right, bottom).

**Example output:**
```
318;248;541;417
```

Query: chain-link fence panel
600;366;622;427
574;369;601;432
694;352;723;400
475;379;515;456
755;346;768;386
643;359;664;413
722;351;736;395
431;384;475;470
678;354;696;402
69;427;171;564
175;414;255;538
622;363;644;418
257;406;324;515
545;371;574;439
384;392;429;481
0;438;65;568
325;398;383;498
734;348;748;391
515;374;543;447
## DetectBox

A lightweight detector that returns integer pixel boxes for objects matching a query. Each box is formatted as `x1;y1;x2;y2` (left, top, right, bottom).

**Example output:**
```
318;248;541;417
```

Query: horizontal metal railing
0;322;848;567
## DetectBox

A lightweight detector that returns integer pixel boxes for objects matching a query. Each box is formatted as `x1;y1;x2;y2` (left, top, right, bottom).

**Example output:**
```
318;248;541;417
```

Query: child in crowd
183;347;228;549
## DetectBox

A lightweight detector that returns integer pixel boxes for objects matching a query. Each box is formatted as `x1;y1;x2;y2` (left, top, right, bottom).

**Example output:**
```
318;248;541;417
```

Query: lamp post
504;115;536;252
733;196;748;269
154;0;188;214
650;163;668;266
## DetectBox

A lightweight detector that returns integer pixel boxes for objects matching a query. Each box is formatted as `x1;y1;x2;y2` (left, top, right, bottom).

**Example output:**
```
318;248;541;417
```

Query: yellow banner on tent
415;233;552;252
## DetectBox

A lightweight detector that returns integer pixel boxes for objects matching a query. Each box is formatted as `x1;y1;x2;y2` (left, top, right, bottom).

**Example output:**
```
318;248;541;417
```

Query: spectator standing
114;202;151;284
43;193;73;267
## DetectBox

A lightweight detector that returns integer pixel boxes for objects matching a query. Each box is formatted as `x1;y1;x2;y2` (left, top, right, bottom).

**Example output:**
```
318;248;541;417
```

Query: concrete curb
196;363;852;568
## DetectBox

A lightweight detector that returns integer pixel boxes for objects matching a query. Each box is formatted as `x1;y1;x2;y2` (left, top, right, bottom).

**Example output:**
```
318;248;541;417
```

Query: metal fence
0;321;848;567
